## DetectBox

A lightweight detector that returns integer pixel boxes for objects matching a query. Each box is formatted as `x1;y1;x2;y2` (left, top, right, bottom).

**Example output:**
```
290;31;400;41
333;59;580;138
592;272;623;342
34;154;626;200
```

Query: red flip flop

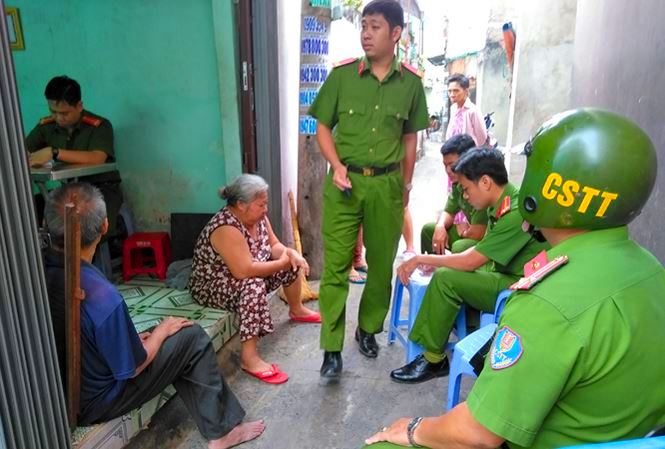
289;311;322;324
243;364;289;384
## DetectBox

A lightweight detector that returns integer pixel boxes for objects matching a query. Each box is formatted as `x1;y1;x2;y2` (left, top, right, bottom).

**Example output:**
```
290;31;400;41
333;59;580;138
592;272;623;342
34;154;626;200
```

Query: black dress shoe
355;327;379;358
320;351;343;379
390;354;449;384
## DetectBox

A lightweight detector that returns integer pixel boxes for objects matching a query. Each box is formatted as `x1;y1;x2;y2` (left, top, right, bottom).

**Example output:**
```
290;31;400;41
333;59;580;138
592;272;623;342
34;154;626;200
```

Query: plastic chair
561;436;665;449
560;424;665;448
445;289;512;410
479;289;512;328
93;241;112;280
388;270;467;364
118;202;135;236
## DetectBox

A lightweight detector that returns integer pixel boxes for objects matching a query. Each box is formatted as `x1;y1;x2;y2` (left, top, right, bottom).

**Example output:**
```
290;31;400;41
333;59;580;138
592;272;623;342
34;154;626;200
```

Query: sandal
349;268;367;284
289;311;322;323
353;260;368;272
243;364;289;384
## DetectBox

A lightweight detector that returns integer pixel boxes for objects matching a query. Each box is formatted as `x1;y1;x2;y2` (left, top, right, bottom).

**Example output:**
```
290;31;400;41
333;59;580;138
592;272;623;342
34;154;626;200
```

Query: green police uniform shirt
474;183;549;275
467;226;665;448
445;182;488;225
308;56;430;167
25;110;119;184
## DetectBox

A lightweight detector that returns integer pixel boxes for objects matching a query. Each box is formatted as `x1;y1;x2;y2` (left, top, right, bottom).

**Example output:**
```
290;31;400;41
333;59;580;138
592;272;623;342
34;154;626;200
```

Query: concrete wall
12;0;242;230
478;41;511;145
572;0;665;262
510;0;577;146
277;0;303;245
477;0;520;147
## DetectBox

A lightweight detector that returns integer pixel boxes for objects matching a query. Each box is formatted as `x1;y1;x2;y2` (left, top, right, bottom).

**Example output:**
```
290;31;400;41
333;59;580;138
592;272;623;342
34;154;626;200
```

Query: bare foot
353;257;368;272
348;267;367;284
240;356;272;374
288;305;318;318
208;420;266;449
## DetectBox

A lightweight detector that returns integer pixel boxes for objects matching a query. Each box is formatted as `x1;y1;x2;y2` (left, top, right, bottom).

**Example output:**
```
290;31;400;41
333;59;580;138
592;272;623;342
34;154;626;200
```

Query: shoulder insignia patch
401;62;423;78
490;326;523;370
357;59;366;75
39;116;55;126
82;115;103;127
333;57;358;69
524;250;548;277
496;195;511;218
510;254;569;291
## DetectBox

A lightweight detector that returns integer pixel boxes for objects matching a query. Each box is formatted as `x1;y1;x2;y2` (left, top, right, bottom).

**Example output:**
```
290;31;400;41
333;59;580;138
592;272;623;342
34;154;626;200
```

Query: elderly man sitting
43;182;264;449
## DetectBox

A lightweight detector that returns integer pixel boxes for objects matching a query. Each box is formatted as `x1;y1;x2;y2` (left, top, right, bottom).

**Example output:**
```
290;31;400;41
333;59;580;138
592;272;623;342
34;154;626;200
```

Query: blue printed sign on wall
299;115;318;135
301;36;329;56
309;0;331;8
300;64;329;84
303;16;328;34
300;89;319;107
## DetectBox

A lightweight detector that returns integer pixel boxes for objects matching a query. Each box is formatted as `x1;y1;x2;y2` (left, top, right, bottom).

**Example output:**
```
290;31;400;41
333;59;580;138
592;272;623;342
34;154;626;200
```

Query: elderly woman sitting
188;174;320;385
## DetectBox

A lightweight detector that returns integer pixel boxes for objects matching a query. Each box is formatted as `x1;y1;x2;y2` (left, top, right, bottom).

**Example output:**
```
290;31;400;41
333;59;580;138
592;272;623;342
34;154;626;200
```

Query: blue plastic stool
118;202;135;236
388;270;467;364
445;289;512;410
562;436;665;449
92;202;134;280
446;322;497;410
93;241;113;280
479;289;512;328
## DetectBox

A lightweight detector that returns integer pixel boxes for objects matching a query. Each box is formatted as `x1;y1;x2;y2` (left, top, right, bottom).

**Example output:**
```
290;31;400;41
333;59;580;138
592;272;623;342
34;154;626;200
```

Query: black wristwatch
51;147;60;161
407;416;424;447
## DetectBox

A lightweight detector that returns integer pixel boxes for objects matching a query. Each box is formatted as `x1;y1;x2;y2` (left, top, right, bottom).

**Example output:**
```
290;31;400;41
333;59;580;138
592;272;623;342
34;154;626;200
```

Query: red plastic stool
123;232;172;281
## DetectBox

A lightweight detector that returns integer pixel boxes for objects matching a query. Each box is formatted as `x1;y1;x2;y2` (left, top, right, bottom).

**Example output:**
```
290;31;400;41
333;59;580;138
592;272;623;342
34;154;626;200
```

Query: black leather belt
346;162;399;177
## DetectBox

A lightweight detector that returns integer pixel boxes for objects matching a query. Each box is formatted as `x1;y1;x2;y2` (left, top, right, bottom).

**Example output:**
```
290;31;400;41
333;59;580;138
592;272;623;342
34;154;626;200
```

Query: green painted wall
11;0;242;229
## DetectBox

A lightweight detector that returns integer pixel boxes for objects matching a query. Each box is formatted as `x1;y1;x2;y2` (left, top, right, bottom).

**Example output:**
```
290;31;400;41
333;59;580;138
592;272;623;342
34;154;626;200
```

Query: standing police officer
363;108;665;449
308;0;429;379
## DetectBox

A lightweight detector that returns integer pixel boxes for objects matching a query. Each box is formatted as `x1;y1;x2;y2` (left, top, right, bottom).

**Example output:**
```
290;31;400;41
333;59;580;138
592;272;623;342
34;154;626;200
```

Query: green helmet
519;108;657;229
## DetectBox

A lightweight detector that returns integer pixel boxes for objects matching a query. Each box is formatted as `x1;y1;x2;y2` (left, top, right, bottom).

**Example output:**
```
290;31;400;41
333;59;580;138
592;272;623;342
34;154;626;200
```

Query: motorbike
484;112;499;149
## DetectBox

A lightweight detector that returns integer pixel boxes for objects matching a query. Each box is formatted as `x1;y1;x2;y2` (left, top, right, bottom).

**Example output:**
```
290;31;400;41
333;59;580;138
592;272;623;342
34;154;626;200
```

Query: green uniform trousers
319;170;403;351
420;222;478;255
409;267;518;355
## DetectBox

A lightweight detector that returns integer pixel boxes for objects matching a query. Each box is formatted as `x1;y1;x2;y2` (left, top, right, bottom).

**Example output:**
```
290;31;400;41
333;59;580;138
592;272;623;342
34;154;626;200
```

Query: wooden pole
64;203;85;428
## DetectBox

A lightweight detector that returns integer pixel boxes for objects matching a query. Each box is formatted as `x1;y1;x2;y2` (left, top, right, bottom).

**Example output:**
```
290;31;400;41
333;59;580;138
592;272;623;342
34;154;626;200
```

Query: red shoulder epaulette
524;250;548;277
496;196;511;218
333;57;358;68
401;62;423;78
39;116;55;126
510;255;569;291
82;115;103;127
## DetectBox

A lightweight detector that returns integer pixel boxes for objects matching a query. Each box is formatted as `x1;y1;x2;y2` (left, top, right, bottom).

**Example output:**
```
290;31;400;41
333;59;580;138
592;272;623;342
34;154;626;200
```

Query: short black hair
441;134;475;156
453;148;508;186
447;73;470;89
44;76;81;106
362;0;404;29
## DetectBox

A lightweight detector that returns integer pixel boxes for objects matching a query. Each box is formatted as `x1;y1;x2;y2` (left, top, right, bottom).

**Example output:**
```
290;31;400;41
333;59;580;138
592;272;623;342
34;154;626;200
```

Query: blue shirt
44;251;146;420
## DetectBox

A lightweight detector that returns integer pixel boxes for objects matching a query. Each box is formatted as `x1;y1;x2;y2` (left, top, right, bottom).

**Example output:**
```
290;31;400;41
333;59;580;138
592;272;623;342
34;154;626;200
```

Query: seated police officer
391;148;548;384
363;108;665;448
26;75;123;235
